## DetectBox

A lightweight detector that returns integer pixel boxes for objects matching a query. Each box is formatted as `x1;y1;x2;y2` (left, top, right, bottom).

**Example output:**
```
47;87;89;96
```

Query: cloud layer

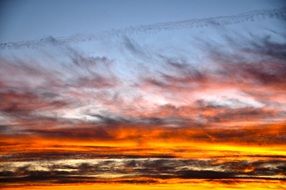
0;11;286;187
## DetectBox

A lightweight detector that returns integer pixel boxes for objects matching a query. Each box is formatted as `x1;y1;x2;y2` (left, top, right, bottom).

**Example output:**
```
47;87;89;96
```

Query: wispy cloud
0;9;286;187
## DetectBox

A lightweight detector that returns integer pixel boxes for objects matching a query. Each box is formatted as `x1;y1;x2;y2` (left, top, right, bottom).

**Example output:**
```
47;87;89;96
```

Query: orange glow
2;180;286;190
1;129;286;160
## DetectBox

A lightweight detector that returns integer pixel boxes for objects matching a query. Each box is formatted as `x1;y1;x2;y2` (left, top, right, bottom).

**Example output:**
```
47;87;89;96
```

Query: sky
0;1;286;190
0;0;285;42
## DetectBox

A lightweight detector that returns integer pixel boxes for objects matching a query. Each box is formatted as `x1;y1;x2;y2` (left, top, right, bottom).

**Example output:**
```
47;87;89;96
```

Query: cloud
1;158;285;184
1;11;286;186
0;34;285;150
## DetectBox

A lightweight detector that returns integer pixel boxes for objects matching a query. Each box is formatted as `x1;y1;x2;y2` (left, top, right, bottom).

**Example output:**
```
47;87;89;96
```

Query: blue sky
0;0;284;42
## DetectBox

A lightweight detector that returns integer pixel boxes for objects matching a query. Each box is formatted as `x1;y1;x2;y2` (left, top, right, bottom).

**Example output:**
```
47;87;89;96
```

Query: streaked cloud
0;5;286;188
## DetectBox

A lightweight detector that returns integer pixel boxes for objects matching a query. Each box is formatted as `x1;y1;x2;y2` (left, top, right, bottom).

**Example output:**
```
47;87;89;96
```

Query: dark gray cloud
0;158;285;184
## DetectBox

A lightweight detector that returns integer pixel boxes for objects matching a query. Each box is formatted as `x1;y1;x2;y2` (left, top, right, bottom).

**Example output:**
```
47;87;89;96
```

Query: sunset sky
0;0;286;189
